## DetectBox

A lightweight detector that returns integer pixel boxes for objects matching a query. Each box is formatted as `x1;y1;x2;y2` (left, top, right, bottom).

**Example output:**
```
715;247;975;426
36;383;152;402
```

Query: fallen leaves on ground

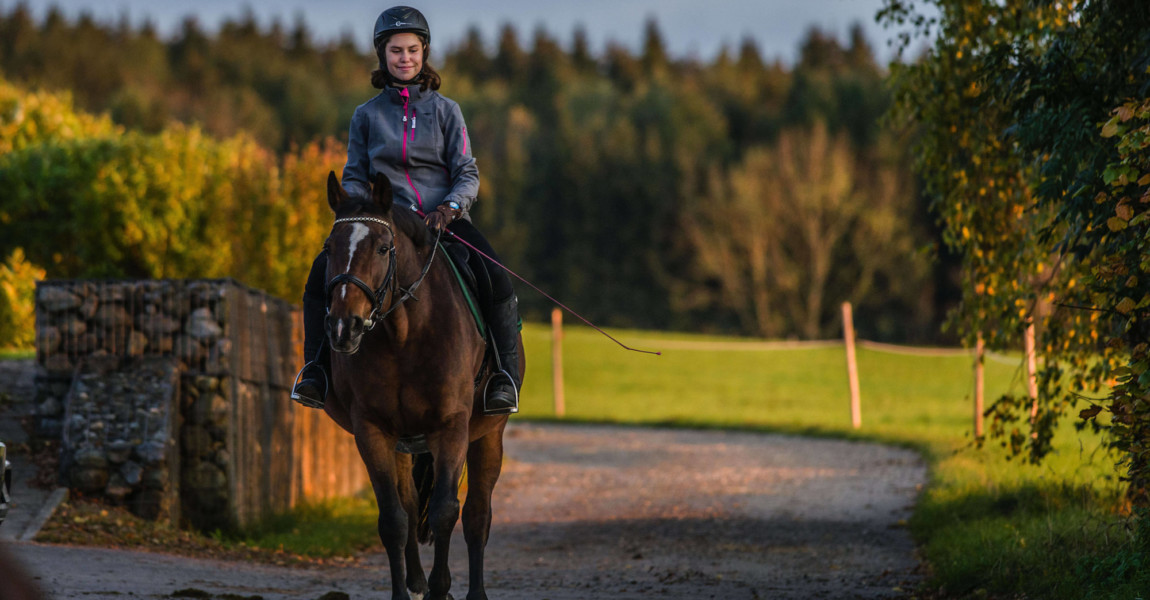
35;498;359;568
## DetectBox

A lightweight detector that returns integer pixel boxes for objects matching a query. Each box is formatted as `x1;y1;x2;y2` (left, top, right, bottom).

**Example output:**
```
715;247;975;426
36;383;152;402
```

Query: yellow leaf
1139;174;1150;186
1116;204;1134;220
1101;116;1120;138
1117;297;1136;314
1108;216;1128;231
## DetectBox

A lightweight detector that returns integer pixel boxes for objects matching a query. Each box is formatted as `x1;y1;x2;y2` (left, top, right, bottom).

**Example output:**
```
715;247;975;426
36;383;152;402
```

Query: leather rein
325;216;442;331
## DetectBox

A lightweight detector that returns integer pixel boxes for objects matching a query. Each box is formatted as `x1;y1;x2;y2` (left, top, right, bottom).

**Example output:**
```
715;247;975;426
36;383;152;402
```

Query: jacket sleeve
441;102;479;212
341;107;371;201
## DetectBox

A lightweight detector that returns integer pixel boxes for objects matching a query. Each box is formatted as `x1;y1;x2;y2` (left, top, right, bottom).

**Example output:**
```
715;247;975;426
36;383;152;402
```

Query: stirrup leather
290;361;328;409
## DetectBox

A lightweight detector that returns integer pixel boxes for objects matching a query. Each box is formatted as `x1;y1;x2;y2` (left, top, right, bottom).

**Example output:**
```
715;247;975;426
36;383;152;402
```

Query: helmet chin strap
379;62;423;87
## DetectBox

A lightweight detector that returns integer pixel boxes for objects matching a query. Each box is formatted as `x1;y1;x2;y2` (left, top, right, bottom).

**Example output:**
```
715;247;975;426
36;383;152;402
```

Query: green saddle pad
440;244;487;340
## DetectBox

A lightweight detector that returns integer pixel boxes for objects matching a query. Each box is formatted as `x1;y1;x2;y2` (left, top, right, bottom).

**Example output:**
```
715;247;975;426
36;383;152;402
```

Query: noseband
325;216;442;332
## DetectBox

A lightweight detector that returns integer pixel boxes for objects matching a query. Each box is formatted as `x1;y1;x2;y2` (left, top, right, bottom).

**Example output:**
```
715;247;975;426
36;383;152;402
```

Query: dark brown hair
371;33;442;91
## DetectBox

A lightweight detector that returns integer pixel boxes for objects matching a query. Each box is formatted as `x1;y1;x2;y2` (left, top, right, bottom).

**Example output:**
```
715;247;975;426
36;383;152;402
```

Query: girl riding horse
293;5;521;415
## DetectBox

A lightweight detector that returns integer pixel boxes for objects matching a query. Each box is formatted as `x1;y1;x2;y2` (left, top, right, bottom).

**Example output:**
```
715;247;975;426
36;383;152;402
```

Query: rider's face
385;33;424;82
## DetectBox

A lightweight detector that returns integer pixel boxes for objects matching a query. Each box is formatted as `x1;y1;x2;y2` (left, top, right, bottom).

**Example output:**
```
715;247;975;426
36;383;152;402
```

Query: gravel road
2;419;926;600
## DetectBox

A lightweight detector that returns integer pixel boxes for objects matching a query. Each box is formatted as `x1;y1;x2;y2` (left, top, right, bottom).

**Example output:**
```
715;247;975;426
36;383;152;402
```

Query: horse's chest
344;381;452;435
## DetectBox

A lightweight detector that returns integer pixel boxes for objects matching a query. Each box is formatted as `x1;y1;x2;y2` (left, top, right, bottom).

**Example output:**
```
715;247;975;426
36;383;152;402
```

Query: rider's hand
425;202;461;233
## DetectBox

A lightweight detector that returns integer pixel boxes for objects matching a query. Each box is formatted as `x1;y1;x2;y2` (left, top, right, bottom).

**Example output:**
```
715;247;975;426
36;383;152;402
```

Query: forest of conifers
0;5;952;343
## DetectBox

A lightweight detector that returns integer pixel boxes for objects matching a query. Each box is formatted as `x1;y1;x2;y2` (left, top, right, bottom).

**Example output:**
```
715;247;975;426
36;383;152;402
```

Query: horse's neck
389;235;442;326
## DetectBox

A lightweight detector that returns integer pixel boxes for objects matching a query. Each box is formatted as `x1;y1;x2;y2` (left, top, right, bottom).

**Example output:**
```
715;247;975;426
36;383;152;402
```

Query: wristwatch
446;201;461;211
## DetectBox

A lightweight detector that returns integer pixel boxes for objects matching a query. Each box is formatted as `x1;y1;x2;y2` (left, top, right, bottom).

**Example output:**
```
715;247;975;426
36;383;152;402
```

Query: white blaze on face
341;223;371;300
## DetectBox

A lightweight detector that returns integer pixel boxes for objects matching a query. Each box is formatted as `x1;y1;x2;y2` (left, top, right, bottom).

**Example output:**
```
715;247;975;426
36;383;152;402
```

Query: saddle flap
441;240;489;340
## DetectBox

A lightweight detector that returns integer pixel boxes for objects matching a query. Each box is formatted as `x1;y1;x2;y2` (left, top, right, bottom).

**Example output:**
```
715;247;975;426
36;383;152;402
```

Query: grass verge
0;348;34;360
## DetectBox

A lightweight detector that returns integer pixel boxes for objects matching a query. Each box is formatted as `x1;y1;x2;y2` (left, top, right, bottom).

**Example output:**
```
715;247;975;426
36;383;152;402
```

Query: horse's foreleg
426;416;470;600
354;426;411;600
462;427;505;600
396;453;429;596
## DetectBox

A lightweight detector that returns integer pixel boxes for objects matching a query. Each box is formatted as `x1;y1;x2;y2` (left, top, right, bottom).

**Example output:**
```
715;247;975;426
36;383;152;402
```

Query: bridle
324;216;441;332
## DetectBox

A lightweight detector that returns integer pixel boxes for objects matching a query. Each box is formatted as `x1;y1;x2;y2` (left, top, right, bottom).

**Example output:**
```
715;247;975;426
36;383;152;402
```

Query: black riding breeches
447;219;514;302
302;250;329;362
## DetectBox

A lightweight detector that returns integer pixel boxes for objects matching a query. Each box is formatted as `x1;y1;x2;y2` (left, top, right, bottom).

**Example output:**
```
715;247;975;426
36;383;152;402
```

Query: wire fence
546;303;1036;435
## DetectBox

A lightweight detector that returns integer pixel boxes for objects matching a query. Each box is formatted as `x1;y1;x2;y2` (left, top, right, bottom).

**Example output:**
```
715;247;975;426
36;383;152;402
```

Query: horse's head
324;171;396;354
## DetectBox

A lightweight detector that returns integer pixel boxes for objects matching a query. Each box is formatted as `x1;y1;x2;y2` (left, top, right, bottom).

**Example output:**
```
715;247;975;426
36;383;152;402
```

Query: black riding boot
292;254;330;409
484;295;521;415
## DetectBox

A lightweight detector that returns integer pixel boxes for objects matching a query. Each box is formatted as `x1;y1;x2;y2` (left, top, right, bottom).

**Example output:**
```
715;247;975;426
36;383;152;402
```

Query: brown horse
320;171;521;600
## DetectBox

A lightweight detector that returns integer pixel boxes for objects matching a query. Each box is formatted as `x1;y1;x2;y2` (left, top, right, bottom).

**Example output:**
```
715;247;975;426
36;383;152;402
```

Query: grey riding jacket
342;84;478;217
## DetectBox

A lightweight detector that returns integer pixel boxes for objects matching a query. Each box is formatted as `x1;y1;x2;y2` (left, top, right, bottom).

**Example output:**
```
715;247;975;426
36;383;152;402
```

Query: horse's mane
339;200;431;247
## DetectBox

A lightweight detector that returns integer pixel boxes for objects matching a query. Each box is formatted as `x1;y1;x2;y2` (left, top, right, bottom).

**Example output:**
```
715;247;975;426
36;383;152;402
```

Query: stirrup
483;370;519;415
290;361;328;409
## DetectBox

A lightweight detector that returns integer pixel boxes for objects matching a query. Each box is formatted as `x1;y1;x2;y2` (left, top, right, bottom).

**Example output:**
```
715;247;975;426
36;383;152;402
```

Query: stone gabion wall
61;357;180;521
36;280;233;375
35;280;234;441
179;373;231;530
33;279;366;529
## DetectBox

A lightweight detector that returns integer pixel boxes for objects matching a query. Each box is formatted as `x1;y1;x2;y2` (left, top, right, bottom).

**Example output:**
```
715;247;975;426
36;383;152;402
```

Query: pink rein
435;225;662;356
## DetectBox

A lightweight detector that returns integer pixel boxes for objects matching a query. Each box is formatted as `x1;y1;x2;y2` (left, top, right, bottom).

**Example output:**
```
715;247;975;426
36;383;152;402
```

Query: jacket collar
384;84;430;104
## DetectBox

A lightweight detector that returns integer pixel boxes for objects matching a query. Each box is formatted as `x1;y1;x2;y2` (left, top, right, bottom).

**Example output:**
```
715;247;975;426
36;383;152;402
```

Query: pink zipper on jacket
399;88;425;212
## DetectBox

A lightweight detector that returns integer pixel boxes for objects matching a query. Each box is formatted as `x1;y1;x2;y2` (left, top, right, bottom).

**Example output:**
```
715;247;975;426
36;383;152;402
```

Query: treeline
0;6;945;341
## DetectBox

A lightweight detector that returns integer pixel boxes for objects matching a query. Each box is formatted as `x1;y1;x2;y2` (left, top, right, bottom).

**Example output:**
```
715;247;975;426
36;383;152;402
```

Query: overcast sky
7;0;927;66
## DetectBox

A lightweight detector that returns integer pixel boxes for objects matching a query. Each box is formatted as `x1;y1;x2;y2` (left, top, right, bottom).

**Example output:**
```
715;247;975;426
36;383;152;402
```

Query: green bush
0;78;343;302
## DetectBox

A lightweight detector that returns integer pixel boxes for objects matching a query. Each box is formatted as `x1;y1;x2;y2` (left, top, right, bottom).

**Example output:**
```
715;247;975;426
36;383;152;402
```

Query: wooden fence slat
1025;322;1039;438
974;333;984;437
551;308;565;417
842;302;861;429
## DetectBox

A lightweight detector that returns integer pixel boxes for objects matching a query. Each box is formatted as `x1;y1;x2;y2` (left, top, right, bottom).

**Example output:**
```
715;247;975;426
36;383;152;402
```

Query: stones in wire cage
35;280;232;375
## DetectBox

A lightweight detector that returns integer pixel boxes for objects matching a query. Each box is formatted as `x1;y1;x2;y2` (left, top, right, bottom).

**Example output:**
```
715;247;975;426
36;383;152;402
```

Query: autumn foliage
0;77;343;304
882;0;1150;505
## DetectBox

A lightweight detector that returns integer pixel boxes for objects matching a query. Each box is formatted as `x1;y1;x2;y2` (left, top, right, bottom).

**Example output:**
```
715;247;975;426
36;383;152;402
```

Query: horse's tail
414;452;435;544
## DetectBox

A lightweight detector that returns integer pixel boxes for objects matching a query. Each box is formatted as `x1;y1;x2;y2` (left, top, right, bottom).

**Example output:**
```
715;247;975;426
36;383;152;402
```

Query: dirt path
3;421;925;599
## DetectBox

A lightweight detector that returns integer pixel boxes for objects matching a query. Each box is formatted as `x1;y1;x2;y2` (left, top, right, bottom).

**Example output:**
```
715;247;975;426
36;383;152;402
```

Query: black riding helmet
373;6;430;48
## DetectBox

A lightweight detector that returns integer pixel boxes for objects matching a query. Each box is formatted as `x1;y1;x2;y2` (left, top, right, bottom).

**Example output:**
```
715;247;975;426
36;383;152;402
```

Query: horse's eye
377;245;388;255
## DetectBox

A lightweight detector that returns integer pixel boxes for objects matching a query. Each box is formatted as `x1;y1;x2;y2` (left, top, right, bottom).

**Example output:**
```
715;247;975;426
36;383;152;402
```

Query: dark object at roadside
0;440;11;527
0;542;47;600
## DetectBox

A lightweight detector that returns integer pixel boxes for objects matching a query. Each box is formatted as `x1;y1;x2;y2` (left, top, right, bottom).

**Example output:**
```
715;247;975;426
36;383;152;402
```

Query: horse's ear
372;173;393;213
327;171;345;213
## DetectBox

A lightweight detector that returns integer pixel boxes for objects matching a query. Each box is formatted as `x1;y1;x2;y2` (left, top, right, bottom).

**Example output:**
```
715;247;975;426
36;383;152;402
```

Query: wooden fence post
551;308;565;417
842;302;861;429
1025;321;1038;429
974;333;984;437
